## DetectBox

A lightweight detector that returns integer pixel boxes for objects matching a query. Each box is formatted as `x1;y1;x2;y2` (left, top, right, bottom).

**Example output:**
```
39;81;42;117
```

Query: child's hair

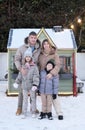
46;59;55;68
24;47;32;58
25;57;32;63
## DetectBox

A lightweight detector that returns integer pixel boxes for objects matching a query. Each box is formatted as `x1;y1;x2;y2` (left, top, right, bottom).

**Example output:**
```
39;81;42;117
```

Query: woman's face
43;41;50;50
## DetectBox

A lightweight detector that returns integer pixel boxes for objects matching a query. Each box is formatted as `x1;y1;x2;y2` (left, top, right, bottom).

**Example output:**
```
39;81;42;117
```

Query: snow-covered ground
0;81;85;130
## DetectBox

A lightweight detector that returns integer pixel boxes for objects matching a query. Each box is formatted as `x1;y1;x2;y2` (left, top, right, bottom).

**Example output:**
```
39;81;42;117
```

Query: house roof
7;28;77;50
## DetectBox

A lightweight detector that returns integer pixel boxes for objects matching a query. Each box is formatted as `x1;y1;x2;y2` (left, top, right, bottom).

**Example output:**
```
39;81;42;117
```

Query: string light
70;24;74;29
69;17;82;30
77;17;82;24
67;7;85;30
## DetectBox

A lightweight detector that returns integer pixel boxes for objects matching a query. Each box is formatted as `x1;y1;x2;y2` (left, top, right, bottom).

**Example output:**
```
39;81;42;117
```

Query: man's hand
20;67;27;75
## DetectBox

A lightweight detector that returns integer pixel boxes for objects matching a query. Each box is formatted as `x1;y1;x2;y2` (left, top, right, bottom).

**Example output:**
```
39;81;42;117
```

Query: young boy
13;47;39;118
38;59;59;120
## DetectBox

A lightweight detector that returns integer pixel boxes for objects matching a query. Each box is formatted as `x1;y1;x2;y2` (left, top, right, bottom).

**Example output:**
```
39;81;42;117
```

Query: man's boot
35;109;39;114
16;108;22;115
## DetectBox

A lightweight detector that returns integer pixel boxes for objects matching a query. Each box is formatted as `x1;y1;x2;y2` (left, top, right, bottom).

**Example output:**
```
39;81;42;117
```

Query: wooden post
72;52;77;96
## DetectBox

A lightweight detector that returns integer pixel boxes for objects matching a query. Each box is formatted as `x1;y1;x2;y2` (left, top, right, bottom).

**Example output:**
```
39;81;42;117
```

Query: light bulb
70;24;74;29
77;18;82;24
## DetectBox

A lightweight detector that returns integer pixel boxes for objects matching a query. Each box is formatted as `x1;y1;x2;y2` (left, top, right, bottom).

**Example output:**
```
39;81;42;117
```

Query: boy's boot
47;112;53;120
38;112;46;119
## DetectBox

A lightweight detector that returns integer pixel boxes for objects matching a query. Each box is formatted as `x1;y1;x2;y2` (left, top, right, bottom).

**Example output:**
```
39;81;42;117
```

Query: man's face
28;35;37;46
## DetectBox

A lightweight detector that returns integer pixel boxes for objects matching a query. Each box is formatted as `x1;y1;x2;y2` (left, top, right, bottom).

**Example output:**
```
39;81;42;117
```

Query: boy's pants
41;94;52;113
52;96;63;115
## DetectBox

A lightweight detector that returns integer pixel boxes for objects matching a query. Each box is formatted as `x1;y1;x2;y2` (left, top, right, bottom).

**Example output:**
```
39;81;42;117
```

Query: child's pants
41;94;52;113
17;85;23;109
52;96;63;115
22;89;36;115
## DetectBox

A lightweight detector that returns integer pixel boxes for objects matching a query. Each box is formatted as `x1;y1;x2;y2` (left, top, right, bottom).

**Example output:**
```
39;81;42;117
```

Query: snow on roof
45;29;77;49
7;28;40;49
7;28;77;50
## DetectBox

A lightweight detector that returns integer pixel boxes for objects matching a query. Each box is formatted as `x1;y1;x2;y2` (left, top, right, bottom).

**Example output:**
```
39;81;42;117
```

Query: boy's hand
52;94;57;99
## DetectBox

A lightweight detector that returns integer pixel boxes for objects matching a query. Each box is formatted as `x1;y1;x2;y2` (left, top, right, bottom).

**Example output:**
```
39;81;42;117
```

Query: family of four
13;31;63;120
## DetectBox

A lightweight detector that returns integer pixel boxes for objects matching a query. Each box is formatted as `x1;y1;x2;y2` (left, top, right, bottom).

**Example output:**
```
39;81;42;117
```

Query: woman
38;39;63;120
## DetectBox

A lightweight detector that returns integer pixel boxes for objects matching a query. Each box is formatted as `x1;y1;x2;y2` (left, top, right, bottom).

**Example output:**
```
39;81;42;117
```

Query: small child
38;59;59;120
13;47;39;118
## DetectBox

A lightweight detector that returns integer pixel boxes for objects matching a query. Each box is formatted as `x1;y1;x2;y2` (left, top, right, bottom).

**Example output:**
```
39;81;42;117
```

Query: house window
59;56;73;79
59;56;72;73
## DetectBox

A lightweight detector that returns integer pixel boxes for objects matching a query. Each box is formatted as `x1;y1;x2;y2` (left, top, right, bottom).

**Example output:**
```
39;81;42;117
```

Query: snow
7;28;76;50
7;29;40;49
46;29;77;49
0;81;85;130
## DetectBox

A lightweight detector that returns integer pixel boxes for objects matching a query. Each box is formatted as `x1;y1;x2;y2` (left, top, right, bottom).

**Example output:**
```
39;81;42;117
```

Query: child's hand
52;94;57;99
32;86;37;91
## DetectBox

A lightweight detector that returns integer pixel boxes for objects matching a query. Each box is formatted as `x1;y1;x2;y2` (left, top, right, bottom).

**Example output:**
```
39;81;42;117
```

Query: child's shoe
38;112;46;119
47;112;53;120
21;114;27;119
30;107;39;114
32;114;36;118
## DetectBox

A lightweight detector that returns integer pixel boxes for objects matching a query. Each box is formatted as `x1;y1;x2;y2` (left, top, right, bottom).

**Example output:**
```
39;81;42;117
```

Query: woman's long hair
41;39;57;53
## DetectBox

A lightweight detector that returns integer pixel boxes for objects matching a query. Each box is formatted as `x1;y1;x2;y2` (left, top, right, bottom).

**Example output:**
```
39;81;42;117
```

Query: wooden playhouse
7;27;77;96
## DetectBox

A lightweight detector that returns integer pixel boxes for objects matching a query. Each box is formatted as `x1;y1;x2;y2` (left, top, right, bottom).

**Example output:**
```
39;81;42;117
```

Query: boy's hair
46;59;55;68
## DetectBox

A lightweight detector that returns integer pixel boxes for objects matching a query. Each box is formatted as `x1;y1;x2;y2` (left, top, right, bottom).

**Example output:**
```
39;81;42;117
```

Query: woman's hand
46;73;52;79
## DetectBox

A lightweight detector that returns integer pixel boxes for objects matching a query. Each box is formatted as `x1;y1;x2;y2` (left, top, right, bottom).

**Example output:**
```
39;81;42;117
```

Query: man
15;31;41;115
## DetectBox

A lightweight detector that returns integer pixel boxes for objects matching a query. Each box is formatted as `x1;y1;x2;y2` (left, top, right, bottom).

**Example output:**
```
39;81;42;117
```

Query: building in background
7;27;77;96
